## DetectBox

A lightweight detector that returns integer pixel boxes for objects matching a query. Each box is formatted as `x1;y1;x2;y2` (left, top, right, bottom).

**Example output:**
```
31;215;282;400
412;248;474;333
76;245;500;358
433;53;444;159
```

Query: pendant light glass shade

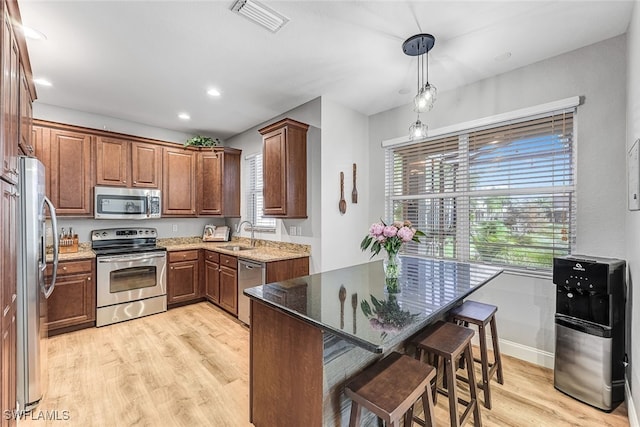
409;117;427;141
403;34;436;140
414;82;437;113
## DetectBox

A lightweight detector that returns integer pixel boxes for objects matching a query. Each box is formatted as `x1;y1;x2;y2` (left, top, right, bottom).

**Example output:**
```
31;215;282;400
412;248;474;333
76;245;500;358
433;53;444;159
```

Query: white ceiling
18;0;635;140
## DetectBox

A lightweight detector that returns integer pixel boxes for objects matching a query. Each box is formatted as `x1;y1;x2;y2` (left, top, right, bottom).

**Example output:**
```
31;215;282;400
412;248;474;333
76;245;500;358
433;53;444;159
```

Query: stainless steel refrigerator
16;156;59;411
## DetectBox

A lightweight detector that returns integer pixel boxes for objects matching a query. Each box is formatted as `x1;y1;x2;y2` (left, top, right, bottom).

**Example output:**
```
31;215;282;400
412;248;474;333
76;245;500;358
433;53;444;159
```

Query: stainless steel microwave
94;186;161;219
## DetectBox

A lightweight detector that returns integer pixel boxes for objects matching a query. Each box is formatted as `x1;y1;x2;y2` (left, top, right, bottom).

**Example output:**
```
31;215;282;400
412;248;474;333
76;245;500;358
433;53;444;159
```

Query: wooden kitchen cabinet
1;3;19;184
95;136;130;187
131;142;162;188
168;250;202;307
219;254;238;315
1;1;35;422
33;124;93;216
163;147;197;216
96;137;162;189
19;65;34;157
198;147;241;217
259;118;309;218
1;180;17;330
265;257;310;283
46;259;96;336
203;251;237;315
204;251;220;304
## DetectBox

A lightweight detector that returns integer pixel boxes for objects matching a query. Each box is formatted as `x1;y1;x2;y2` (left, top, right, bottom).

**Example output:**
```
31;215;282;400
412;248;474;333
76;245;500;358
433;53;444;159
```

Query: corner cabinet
163;147;197;216
259;118;309;218
198;147;241;217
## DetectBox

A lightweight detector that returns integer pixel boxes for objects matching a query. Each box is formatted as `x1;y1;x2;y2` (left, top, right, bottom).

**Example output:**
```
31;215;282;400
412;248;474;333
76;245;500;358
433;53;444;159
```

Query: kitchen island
245;255;503;426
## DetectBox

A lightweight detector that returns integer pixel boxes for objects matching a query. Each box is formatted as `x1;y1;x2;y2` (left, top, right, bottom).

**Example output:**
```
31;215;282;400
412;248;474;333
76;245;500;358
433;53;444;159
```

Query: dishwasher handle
239;259;265;269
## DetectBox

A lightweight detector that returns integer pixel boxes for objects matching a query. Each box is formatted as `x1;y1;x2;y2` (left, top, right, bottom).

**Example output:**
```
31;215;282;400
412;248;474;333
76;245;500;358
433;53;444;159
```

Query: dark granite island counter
245;255;503;426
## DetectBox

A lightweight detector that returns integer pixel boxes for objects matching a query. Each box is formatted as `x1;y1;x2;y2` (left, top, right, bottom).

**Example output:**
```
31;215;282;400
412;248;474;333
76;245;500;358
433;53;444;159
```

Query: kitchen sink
219;245;254;251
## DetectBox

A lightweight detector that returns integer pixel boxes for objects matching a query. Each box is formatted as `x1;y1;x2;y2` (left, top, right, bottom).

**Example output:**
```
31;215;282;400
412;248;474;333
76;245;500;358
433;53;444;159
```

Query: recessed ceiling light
178;113;191;120
207;88;221;97
33;78;52;87
21;25;47;41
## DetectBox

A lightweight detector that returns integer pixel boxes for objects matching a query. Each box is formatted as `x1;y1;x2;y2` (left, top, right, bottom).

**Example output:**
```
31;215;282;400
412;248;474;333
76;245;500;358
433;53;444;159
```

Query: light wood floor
22;302;629;426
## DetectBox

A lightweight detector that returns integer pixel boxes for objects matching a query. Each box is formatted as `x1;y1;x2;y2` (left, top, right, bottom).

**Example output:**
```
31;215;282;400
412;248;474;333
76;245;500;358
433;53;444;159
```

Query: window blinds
246;153;277;230
385;110;575;273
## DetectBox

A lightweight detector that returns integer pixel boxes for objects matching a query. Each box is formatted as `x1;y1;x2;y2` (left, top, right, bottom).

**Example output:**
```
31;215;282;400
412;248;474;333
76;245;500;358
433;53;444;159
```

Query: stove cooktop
92;245;167;256
91;227;164;256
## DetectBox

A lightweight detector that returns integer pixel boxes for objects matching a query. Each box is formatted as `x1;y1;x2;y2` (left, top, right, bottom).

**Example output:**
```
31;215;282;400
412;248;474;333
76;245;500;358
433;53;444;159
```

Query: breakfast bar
245;255;503;426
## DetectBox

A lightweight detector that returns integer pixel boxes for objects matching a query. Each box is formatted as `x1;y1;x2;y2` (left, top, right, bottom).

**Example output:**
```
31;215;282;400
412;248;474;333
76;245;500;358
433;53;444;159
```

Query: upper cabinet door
163;147;196;216
19;65;34;157
262;128;287;216
49;129;93;215
199;150;223;215
1;12;19;183
259;118;309;218
95;136;130;187
131;142;162;188
198;148;241;217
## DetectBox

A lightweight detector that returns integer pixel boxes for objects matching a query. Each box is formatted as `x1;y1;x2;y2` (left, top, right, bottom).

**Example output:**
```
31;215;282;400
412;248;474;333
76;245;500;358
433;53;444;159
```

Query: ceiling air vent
231;0;289;33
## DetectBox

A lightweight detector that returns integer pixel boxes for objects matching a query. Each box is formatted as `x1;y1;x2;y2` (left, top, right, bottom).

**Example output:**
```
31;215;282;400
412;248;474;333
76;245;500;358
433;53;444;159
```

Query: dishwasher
237;259;265;325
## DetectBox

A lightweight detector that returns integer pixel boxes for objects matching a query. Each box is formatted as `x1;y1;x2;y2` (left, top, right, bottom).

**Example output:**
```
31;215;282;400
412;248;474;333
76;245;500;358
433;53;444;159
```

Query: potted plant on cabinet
184;135;222;149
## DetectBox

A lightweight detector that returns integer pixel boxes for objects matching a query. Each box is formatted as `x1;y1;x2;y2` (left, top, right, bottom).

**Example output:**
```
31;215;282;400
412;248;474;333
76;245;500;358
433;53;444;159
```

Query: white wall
34;102;193;144
369;35;628;367
224;98;323;273
626;2;640;425
320;98;371;271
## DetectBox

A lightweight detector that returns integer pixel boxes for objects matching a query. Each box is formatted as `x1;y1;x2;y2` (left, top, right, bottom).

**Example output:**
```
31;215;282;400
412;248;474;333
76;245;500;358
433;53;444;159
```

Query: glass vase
383;251;401;294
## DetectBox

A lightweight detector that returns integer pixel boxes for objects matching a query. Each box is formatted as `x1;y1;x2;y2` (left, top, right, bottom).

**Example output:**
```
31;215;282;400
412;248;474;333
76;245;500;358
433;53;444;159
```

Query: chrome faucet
236;220;256;247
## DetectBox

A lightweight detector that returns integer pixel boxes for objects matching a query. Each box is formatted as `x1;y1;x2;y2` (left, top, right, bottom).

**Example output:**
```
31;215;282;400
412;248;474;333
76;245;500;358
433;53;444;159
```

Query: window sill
244;226;276;234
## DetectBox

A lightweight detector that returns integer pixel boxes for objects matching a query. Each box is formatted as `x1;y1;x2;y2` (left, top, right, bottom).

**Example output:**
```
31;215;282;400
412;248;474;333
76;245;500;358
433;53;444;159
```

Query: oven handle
98;253;166;263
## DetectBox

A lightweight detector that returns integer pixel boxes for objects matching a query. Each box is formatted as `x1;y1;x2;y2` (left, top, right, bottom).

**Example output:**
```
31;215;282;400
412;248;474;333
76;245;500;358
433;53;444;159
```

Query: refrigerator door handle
42;196;59;299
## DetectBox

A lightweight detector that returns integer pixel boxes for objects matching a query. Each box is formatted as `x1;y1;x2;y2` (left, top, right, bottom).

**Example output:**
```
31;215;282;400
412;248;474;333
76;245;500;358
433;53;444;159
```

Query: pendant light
403;34;436;140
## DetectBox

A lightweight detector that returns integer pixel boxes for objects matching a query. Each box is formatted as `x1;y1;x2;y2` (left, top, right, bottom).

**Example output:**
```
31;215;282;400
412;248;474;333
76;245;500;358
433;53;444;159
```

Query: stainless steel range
92;227;167;327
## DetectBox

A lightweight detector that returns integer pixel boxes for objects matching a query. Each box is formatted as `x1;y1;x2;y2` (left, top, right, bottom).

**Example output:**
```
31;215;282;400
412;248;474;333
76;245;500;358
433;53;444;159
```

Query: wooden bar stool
345;351;437;427
449;301;504;410
411;321;481;427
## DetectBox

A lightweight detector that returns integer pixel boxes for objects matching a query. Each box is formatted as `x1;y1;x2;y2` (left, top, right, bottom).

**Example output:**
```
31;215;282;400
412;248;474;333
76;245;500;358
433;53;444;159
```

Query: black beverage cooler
552;255;626;411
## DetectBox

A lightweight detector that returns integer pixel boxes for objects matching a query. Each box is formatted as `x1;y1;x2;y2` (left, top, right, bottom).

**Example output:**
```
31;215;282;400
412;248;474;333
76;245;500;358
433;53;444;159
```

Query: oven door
96;252;167;307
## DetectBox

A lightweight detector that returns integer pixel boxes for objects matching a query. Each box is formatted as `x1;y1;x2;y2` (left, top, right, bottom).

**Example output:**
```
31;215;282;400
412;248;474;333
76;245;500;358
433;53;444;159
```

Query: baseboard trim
627;380;638;427
471;335;555;369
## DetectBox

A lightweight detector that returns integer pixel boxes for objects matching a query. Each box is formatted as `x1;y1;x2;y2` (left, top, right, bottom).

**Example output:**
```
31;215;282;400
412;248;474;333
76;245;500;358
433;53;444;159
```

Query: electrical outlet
172;224;178;232
297;226;302;236
289;226;296;236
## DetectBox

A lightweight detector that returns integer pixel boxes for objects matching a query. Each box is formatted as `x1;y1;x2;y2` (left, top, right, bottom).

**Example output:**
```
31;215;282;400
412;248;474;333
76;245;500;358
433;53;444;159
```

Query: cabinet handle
134;181;137;184
87;277;91;281
171;266;174;270
62;266;67;271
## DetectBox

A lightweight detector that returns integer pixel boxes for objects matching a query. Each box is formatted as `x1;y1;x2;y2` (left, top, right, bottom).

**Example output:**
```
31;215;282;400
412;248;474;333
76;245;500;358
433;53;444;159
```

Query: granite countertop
245;255;503;353
48;237;310;263
160;236;310;262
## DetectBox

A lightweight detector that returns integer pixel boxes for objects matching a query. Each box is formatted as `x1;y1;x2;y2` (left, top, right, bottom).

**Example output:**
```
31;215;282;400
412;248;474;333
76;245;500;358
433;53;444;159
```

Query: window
246;153;277;231
385;110;575;274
